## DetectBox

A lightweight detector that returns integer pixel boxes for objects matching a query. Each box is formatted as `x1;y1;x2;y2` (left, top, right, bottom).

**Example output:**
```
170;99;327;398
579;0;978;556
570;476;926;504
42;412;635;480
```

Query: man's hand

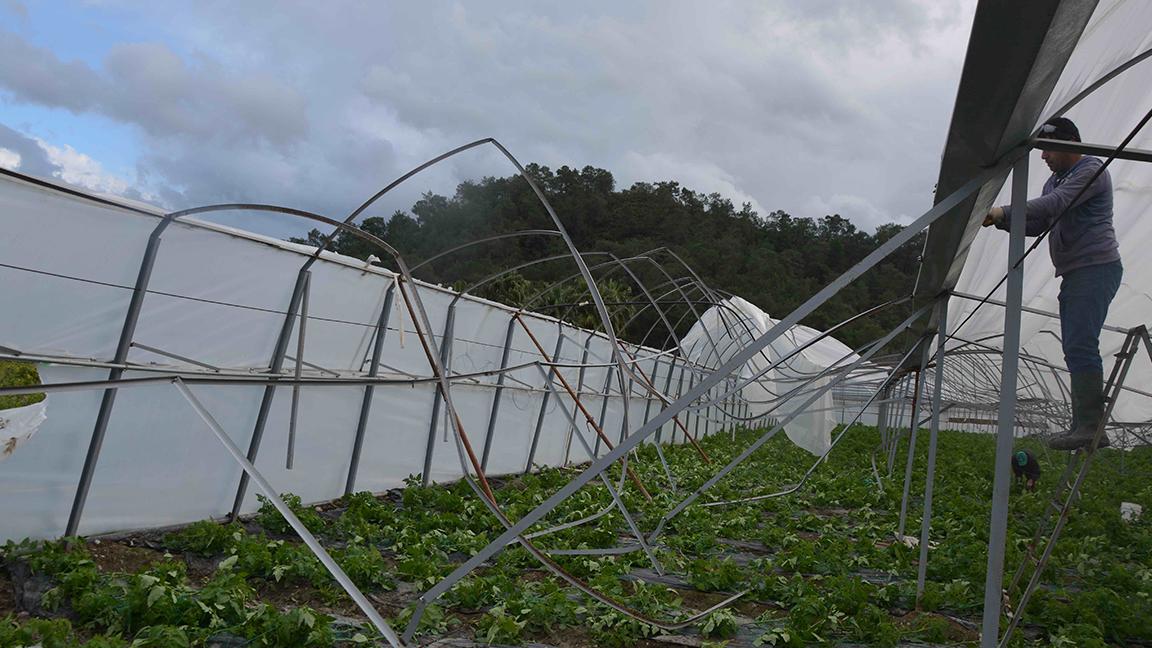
982;206;1004;227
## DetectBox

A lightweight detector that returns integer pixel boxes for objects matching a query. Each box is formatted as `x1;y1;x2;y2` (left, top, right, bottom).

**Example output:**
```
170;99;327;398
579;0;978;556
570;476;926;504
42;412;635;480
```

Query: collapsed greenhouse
3;1;1152;646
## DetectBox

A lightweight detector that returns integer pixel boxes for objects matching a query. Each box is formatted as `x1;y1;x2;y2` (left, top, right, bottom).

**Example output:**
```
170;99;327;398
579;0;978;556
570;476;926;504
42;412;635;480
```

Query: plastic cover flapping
678;296;859;456
1;399;48;462
951;0;1152;423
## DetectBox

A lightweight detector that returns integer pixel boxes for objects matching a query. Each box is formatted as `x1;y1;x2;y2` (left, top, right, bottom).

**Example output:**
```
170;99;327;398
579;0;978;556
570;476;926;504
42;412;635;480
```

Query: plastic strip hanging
394;274;405;349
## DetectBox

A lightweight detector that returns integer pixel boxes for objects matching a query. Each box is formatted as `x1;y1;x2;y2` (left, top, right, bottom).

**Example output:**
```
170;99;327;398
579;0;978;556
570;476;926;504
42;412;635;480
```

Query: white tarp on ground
951;0;1152;424
679;296;860;456
0;399;47;462
0;171;733;542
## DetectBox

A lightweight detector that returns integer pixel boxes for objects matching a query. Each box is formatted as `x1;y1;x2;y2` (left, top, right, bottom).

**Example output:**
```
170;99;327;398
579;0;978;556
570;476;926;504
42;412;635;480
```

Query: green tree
287;165;926;350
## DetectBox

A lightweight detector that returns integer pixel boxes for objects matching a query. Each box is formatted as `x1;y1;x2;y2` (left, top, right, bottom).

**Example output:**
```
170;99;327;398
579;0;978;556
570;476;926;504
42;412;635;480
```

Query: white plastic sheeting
951;0;1152;423
679;296;859;456
0;171;717;541
0;399;47;462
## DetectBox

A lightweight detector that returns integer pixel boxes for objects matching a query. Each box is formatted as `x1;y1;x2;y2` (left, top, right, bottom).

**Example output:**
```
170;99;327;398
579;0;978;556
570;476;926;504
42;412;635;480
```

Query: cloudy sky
0;1;976;238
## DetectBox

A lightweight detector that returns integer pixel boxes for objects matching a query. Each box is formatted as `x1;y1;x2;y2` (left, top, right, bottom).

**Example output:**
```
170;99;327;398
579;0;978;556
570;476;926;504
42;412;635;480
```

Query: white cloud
36;139;131;195
0;146;20;169
0;1;978;235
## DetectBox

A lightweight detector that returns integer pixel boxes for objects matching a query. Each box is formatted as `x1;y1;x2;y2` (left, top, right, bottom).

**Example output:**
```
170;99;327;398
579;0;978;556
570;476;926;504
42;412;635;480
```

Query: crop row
4;425;1152;646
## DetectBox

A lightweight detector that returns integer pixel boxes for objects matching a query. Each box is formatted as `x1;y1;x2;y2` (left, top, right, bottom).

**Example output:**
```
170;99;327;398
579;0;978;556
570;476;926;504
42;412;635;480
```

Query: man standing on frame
982;116;1123;451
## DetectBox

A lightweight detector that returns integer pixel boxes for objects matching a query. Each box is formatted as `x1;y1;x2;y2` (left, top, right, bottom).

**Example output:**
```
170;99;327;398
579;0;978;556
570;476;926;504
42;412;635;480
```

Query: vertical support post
887;377;909;475
560;334;594;466
981;155;1028;648
593;366;615;457
882;379;895;462
740;391;749;432
733;377;742;432
66;219;172;536
917;298;949;600
718;378;727;437
734;382;742;433
287;271;311;470
703;383;713;439
877;382;891;449
421;304;456;486
617;363;636;445
735;383;744;434
231;270;309;520
727;376;737;440
670;360;688;444
642;357;662;437
692;370;703;442
525;329;565;473
345;283;396;495
721;377;730;439
482;316;517;472
898;350;930;539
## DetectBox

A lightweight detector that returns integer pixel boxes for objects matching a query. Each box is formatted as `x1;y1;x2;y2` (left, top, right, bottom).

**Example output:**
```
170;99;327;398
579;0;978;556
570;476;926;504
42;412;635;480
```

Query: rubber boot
1049;372;1109;450
1064;378;1081;436
1079;370;1110;449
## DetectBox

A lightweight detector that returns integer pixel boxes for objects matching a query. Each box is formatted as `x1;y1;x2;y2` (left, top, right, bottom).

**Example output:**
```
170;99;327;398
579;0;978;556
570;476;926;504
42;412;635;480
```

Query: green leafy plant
254;493;327;536
332;541;394;590
4;426;1152;646
685;557;744;592
476;604;526;645
0;360;44;410
164;520;242;556
394;603;452;638
0;616;107;648
129;624;192;647
699;607;739;639
580;605;660;648
241;604;333;647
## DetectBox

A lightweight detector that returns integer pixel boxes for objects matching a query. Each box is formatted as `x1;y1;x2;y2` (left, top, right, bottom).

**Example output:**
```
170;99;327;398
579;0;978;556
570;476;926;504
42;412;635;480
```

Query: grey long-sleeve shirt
995;155;1120;276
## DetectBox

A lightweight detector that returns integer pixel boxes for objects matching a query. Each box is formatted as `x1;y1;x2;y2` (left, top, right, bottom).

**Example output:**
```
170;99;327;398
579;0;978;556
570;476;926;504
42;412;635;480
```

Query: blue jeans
1059;261;1123;374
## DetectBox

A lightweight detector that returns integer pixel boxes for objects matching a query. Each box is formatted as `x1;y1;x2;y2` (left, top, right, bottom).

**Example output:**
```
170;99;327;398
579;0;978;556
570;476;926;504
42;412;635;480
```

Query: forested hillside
290;165;925;350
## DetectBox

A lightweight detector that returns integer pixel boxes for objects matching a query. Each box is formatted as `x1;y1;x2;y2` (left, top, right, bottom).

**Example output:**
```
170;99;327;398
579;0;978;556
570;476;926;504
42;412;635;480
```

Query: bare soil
87;539;167;573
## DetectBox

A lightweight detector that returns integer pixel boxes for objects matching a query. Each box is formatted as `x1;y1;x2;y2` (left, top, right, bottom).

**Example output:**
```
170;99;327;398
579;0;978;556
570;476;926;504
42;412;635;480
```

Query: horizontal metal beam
1032;137;1152;163
950;290;1131;334
129;342;222;371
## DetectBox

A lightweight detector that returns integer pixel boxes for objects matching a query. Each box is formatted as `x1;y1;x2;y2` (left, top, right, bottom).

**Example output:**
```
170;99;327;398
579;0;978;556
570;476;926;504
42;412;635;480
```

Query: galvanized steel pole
66;217;171;536
897;347;931;538
981;155;1028;647
670;361;688;444
917;298;949;600
345;283;396;495
481;316;518;471
525;329;565;472
560;334;595;466
230;270;308;519
593;368;614;457
287;271;311;470
642;356;661;437
421;304;456;486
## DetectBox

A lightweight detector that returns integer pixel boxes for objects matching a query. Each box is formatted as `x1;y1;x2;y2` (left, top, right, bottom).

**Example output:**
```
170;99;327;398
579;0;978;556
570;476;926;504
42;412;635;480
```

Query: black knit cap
1039;116;1080;142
